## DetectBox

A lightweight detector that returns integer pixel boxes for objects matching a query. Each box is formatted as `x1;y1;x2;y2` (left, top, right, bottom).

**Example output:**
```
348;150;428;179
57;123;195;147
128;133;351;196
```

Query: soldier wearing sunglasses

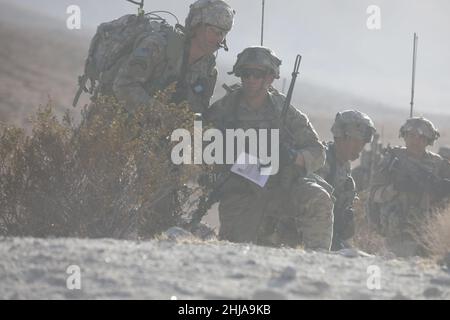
204;46;334;250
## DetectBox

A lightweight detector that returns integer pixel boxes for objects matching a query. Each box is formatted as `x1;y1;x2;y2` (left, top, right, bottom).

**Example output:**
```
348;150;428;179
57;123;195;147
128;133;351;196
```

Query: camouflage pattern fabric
113;29;217;113
204;88;334;250
399;117;440;145
317;142;356;250
229;46;282;79
317;110;375;249
369;146;450;257
331;110;376;143
110;0;236;113
186;0;235;33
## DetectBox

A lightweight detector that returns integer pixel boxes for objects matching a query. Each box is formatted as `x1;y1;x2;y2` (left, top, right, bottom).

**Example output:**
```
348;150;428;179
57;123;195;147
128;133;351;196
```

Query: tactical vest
211;86;303;189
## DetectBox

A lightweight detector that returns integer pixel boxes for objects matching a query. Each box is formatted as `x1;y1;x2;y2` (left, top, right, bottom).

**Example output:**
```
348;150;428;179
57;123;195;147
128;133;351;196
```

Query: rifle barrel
282;54;302;122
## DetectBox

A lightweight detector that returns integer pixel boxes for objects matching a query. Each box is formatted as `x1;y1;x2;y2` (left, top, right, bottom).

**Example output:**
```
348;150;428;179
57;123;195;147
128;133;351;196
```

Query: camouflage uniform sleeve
284;106;325;174
112;34;166;113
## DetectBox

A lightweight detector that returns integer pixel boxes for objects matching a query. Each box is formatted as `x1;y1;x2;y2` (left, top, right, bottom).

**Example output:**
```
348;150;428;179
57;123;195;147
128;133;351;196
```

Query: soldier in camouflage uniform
368;117;450;257
81;1;234;235
204;47;334;250
112;0;235;113
317;110;376;250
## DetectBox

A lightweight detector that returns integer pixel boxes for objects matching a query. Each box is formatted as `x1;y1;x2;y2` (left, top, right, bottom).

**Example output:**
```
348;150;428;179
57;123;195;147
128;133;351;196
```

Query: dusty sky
2;0;450;115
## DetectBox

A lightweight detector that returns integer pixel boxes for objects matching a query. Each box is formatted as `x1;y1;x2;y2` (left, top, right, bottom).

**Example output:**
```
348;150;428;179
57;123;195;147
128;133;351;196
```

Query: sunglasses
240;68;269;79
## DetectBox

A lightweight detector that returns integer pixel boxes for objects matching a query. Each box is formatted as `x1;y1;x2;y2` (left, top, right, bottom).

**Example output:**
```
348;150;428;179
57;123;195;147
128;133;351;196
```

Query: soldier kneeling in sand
204;47;334;250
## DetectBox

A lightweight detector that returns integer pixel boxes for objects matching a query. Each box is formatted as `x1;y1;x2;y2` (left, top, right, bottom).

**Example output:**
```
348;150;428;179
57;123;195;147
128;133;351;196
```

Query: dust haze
1;0;449;146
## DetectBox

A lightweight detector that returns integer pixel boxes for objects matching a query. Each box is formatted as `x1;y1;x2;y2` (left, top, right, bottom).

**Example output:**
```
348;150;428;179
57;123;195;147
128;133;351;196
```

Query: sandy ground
1;235;449;300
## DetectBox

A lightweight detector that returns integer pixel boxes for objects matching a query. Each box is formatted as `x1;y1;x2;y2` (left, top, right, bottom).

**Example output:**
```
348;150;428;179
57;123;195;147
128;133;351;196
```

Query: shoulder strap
146;26;186;97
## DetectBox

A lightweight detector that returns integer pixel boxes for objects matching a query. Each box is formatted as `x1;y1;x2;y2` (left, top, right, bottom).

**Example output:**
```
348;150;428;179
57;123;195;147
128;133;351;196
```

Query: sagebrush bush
0;84;206;239
418;203;450;260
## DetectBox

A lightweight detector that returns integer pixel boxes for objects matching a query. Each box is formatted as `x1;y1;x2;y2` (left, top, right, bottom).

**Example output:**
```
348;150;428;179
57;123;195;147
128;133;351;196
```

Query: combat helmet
185;0;235;35
399;117;440;145
229;46;282;79
331;110;376;143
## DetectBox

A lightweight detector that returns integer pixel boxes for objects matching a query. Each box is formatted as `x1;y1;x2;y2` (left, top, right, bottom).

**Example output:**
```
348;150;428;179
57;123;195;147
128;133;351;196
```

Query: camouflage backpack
73;12;185;107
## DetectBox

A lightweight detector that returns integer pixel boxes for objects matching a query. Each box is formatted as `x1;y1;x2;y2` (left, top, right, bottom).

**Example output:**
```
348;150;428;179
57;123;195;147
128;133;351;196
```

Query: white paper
230;152;271;187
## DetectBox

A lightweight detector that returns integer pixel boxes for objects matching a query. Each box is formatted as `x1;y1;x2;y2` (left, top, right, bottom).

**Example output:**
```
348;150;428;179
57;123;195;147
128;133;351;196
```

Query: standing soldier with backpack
72;0;234;238
74;0;235;114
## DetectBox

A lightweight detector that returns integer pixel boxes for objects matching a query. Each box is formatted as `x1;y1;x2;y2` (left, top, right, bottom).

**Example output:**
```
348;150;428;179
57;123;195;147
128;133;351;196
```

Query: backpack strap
166;27;185;75
150;26;186;98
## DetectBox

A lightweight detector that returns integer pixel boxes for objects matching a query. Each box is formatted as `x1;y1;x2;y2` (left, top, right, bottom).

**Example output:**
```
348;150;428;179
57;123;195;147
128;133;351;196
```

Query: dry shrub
0;84;206;239
352;191;388;255
0;107;74;237
418;203;450;260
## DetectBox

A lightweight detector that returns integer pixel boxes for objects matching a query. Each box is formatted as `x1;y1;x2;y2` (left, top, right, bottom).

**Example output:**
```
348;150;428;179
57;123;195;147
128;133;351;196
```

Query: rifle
185;170;231;231
280;55;302;164
281;55;302;126
186;56;303;232
72;74;89;107
386;148;450;201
